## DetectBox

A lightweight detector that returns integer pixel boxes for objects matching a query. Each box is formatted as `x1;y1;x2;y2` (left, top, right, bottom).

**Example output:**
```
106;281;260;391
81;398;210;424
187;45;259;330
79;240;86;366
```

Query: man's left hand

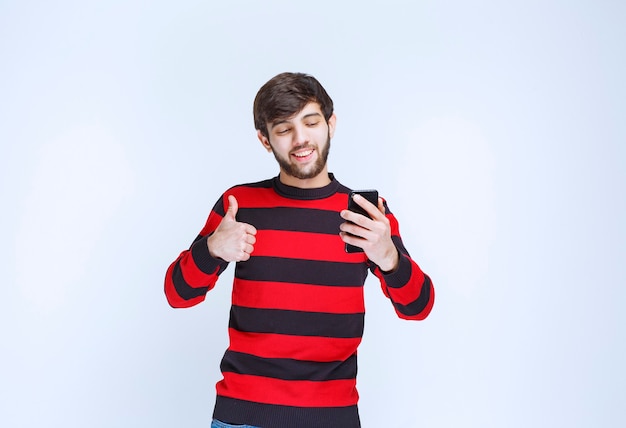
340;194;399;272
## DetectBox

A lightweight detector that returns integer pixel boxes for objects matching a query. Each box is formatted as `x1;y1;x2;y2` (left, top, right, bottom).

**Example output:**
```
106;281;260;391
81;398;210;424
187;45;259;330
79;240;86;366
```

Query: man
164;72;434;428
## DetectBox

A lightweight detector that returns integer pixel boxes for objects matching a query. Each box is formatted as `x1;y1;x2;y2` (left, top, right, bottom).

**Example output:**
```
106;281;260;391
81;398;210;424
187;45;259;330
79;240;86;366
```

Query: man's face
258;102;336;186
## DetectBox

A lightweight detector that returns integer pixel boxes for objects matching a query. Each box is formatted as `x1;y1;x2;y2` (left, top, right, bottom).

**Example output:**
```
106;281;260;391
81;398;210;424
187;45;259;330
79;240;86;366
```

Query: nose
292;124;309;146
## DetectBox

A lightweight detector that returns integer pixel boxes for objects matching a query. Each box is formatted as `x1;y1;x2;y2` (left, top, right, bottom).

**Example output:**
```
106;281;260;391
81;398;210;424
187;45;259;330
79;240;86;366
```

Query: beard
271;134;331;180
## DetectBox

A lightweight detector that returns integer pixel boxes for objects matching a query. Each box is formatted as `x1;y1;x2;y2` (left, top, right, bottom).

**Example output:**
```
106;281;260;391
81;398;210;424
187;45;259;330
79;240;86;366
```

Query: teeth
294;150;314;158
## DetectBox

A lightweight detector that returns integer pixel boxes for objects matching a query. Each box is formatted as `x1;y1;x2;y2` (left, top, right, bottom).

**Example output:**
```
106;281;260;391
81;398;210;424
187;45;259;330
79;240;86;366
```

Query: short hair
253;72;334;137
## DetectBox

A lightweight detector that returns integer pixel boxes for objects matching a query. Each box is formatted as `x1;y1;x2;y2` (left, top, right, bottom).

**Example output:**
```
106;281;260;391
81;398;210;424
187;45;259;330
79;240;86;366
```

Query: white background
1;1;624;427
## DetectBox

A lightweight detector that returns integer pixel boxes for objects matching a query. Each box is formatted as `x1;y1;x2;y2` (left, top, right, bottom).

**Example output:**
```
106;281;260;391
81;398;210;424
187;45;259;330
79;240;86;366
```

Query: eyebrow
271;112;323;128
302;112;323;120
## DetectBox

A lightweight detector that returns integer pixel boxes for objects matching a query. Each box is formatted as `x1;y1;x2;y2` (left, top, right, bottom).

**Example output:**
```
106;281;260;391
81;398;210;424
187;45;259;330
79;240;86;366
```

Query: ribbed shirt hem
213;396;361;428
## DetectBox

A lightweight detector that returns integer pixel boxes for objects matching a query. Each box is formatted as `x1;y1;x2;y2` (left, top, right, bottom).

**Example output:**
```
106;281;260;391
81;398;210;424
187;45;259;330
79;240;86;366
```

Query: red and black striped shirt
164;175;434;428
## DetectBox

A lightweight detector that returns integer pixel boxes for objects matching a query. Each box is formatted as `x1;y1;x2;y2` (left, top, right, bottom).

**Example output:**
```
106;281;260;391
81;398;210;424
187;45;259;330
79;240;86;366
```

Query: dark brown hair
253;72;334;137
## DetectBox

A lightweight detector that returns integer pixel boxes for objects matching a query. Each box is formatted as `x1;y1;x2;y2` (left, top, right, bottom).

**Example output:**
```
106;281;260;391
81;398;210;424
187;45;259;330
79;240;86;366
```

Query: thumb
378;197;385;214
225;195;239;220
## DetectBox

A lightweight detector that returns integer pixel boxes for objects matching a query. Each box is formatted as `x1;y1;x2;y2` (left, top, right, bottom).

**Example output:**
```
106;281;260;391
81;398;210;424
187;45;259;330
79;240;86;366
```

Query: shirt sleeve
371;200;435;320
164;194;230;308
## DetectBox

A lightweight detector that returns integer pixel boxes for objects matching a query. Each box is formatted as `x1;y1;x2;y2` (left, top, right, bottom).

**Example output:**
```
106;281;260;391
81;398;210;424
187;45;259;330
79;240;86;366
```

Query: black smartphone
345;189;379;253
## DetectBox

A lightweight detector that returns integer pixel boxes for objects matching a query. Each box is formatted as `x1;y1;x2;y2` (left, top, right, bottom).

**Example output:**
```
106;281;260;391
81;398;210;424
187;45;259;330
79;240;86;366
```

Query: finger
353;194;385;220
340;221;372;240
226;195;239;220
340;209;371;228
238;242;254;254
244;224;257;235
239;243;255;261
245;233;257;245
340;231;366;248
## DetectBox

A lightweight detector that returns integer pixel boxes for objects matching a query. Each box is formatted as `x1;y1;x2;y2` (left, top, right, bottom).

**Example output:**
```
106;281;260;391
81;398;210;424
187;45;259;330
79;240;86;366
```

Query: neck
278;168;331;189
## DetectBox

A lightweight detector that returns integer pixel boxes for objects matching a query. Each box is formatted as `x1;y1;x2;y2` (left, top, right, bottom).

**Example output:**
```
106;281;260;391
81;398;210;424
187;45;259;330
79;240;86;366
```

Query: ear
257;130;272;152
327;113;337;138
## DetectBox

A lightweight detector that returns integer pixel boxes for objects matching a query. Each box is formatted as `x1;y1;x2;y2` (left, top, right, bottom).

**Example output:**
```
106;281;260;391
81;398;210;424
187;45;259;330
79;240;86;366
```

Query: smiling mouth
293;149;314;158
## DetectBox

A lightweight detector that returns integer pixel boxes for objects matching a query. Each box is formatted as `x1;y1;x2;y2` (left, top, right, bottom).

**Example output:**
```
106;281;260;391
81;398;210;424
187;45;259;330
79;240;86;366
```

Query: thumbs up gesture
207;195;257;262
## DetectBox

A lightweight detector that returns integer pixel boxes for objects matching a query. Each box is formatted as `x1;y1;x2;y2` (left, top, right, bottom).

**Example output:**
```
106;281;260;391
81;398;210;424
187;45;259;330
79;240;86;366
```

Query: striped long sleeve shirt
164;175;434;428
